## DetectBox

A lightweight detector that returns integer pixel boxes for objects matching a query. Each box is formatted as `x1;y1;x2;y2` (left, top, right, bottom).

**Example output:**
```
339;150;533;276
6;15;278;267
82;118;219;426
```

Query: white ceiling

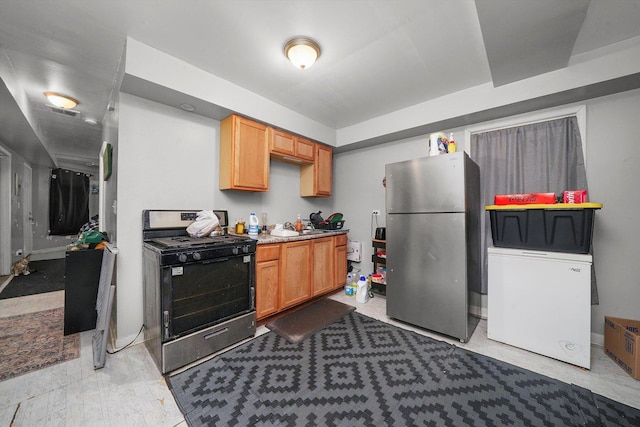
1;0;639;171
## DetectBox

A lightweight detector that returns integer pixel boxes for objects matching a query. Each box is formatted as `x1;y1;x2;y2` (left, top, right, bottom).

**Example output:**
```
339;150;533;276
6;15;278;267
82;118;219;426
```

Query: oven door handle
204;328;229;340
201;257;229;264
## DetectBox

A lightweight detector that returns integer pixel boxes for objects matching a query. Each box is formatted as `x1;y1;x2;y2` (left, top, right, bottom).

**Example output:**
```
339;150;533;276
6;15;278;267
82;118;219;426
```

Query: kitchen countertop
229;230;348;245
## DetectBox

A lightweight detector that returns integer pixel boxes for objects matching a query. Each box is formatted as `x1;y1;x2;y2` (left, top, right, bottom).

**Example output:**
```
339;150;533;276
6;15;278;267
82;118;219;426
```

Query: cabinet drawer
334;233;348;246
257;244;280;262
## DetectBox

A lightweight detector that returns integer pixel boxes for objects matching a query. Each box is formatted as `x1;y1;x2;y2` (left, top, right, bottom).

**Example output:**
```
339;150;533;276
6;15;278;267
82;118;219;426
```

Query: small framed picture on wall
102;143;112;181
14;173;21;196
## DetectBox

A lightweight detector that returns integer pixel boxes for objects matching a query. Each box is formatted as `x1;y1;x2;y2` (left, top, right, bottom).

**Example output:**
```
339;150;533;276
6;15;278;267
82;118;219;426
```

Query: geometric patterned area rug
0;308;80;382
167;312;640;427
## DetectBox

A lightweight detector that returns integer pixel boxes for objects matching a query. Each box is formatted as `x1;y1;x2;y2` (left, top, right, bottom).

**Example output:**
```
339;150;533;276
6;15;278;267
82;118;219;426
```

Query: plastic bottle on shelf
448;132;456;153
248;213;259;235
356;275;369;303
345;274;354;296
295;214;302;232
350;275;357;295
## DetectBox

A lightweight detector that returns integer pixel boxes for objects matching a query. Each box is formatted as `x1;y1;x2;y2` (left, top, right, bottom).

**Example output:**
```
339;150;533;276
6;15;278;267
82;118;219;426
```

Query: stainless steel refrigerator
385;152;481;342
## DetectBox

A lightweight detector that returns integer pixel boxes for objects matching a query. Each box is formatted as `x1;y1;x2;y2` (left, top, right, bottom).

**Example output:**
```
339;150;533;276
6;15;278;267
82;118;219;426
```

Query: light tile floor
1;290;638;426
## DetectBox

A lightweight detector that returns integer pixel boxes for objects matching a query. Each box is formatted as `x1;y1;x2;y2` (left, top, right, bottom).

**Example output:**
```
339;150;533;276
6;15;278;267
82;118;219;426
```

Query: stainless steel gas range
142;209;256;374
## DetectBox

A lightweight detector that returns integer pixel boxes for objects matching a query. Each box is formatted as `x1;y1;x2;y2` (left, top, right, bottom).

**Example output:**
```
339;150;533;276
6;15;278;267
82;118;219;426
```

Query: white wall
124;38;335;145
585;89;640;336
115;94;335;345
113;38;640;346
114;91;640;346
334;135;427;262
334;89;640;339
116;94;218;345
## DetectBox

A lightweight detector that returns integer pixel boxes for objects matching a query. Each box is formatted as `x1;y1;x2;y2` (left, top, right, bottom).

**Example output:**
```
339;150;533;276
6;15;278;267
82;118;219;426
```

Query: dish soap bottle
248;213;259;235
295;214;302;232
448;132;456;153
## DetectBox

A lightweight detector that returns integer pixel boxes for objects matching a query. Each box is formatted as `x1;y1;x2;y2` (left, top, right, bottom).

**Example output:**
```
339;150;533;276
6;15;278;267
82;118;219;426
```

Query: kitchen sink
270;229;299;237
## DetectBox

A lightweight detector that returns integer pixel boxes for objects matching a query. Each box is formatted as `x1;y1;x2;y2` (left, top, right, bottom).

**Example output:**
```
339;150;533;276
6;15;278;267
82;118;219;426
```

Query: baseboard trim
591;332;605;347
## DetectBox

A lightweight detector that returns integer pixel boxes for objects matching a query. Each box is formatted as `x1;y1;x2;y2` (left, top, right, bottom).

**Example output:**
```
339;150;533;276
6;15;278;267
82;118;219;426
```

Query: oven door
160;253;255;340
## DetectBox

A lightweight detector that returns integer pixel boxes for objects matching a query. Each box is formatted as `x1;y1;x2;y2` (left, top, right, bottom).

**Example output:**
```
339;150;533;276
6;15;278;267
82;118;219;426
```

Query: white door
22;163;33;257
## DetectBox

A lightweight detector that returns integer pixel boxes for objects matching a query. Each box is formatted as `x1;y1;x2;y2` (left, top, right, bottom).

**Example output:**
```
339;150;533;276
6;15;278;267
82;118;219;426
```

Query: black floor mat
0;258;65;299
168;312;640;427
265;298;356;344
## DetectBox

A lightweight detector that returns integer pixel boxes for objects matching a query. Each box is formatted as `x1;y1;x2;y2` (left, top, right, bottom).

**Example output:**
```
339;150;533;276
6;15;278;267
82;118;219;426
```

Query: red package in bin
494;193;556;205
563;190;588;204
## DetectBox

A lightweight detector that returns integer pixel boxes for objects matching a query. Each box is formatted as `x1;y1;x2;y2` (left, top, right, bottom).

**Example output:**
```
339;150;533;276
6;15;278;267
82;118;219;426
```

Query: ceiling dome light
83;117;99;125
179;103;196;112
284;37;321;70
44;92;78;109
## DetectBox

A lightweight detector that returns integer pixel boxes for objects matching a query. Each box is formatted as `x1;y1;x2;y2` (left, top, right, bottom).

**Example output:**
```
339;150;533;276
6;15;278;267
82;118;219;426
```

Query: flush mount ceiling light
44;91;78;109
83;117;99;126
179;103;196;112
284;37;321;70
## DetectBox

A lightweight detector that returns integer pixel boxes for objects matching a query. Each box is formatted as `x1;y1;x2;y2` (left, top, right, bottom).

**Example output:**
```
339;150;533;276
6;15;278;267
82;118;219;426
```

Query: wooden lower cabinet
255;234;348;320
279;240;311;310
312;237;334;296
256;260;279;319
256;245;280;319
335;237;347;289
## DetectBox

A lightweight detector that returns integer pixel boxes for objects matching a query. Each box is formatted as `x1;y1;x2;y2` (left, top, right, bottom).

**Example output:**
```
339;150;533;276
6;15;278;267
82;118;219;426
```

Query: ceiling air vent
47;104;80;117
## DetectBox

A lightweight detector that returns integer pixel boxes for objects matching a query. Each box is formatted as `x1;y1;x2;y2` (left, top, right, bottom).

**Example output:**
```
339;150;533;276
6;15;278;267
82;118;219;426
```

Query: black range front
142;210;257;374
159;242;256;341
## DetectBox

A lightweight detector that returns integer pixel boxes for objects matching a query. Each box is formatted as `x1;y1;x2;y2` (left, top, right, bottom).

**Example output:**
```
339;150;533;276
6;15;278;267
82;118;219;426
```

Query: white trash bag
186;210;220;238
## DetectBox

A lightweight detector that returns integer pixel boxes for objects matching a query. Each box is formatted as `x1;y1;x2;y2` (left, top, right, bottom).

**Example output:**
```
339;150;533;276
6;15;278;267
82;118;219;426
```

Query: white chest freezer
487;247;592;369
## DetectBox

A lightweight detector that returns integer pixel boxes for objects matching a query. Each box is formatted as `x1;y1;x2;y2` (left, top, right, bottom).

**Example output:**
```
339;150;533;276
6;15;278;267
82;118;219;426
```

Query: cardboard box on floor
604;316;640;380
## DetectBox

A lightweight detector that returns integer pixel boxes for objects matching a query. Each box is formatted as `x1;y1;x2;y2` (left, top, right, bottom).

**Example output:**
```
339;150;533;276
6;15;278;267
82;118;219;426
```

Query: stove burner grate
147;234;252;250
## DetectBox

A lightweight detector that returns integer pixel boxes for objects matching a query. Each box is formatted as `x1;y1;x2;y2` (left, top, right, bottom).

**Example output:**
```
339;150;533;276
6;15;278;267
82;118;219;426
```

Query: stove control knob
242;245;249;254
178;253;188;263
232;247;239;255
192;252;202;261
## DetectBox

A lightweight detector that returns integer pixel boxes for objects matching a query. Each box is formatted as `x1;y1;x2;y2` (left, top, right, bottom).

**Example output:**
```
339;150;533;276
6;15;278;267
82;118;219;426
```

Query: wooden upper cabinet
219;114;269;192
269;128;295;157
269;127;315;164
294;137;315;163
301;143;332;197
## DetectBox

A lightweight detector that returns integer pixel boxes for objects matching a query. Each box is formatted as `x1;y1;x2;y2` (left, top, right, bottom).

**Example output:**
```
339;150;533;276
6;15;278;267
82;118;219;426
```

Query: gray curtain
470;116;595;301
